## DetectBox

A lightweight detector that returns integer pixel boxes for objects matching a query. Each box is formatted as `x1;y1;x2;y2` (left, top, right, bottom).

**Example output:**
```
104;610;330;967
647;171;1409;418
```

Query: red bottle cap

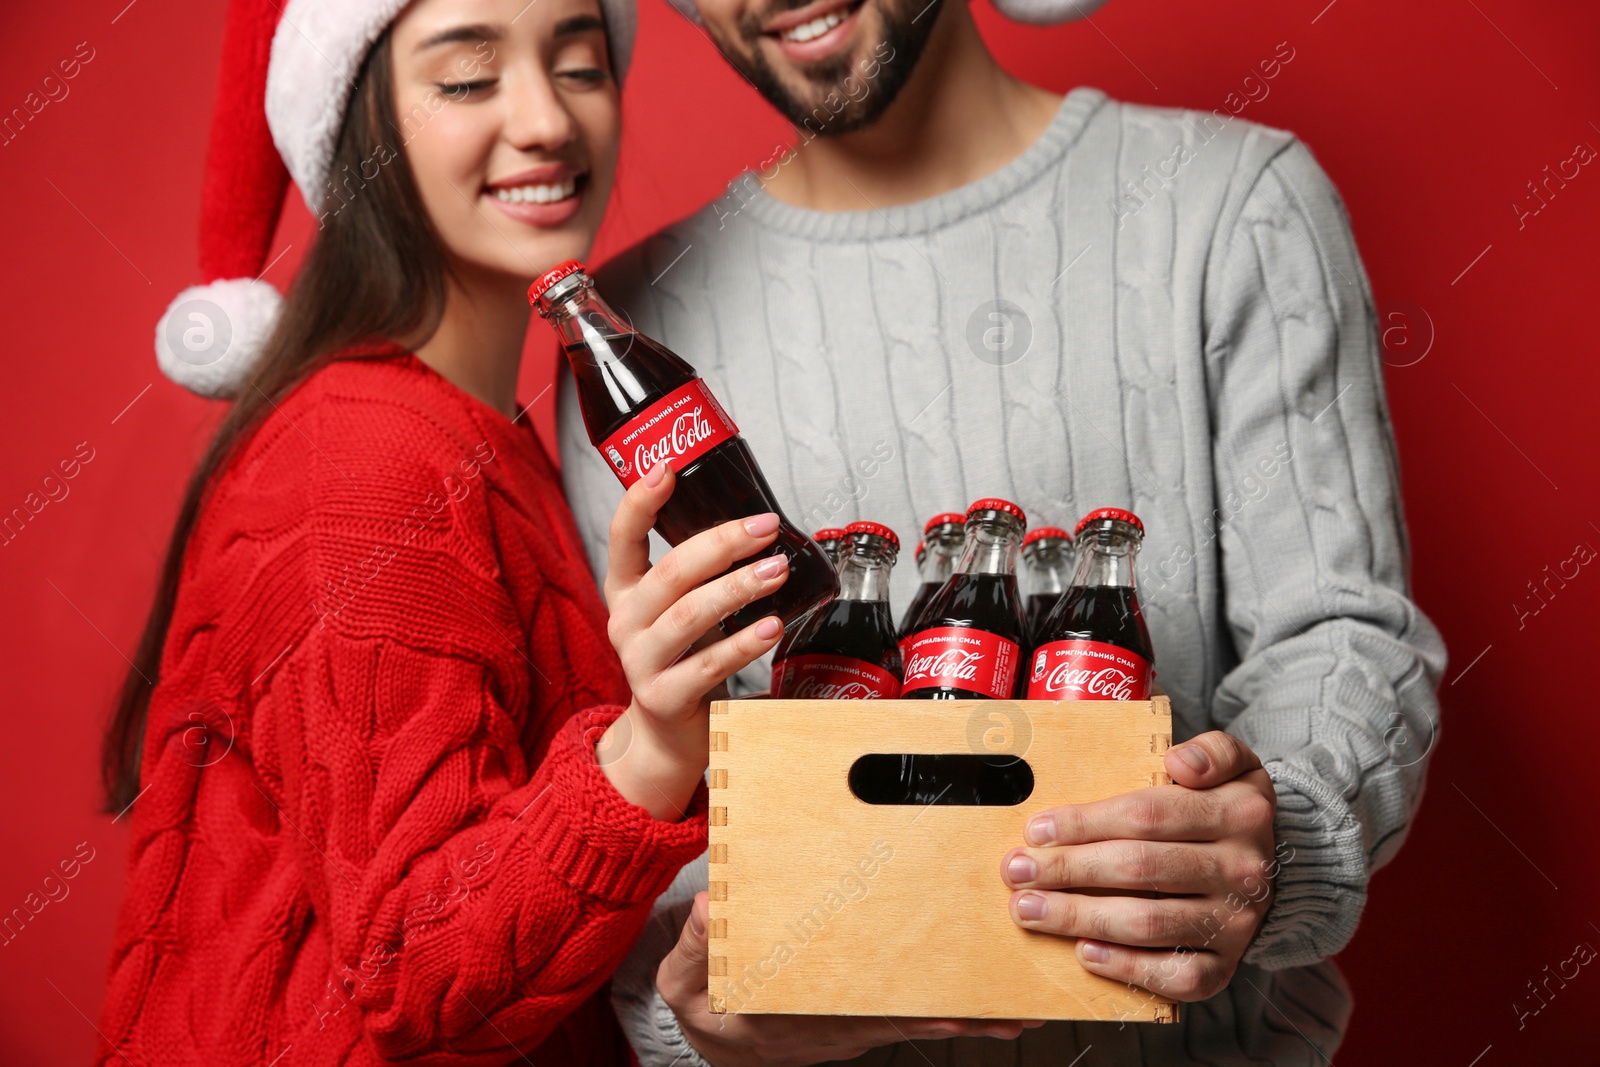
812;528;847;543
528;259;587;303
915;541;926;563
923;512;966;535
1074;507;1144;536
844;521;899;551
966;498;1026;526
1022;526;1072;547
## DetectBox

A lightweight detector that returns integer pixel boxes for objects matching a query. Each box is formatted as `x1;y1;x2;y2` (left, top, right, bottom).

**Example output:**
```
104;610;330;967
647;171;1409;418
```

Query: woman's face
389;0;620;279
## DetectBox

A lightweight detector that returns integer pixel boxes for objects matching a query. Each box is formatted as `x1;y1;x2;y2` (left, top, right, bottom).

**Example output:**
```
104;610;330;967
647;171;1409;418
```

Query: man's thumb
658;891;711;997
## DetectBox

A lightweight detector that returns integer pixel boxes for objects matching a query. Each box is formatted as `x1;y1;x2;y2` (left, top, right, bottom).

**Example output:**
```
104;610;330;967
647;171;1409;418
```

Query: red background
2;0;1595;1062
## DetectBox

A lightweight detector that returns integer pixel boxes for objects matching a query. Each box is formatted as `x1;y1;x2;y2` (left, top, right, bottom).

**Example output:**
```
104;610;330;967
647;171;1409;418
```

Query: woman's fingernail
1007;854;1037;884
1174;743;1210;775
1015;892;1047;921
754;555;788;579
743;513;779;536
643;460;668;487
1080;940;1110;964
1026;815;1055;846
753;617;783;641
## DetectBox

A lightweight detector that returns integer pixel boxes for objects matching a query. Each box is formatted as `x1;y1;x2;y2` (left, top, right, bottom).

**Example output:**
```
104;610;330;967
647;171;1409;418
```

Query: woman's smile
484;164;588;227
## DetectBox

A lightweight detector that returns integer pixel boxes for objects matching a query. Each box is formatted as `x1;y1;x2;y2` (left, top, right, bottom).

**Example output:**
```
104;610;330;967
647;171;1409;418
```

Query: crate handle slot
846;753;1035;806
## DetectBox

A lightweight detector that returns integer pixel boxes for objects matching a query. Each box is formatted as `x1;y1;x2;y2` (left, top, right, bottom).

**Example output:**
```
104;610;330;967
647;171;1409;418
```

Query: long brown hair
101;32;453;812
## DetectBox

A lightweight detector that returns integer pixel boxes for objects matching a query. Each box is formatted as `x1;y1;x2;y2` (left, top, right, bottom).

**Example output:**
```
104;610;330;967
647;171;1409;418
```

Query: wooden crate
706;695;1179;1024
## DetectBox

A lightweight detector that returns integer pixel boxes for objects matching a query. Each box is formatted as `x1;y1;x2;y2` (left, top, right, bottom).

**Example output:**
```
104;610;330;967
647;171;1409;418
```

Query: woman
95;0;797;1062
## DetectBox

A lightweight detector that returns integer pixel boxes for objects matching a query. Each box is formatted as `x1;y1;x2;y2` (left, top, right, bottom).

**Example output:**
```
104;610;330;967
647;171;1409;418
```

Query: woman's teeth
781;7;848;42
493;177;578;204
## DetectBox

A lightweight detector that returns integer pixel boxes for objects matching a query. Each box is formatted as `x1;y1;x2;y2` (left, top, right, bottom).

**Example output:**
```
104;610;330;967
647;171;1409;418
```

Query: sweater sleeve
262;398;709;1060
1201;139;1448;970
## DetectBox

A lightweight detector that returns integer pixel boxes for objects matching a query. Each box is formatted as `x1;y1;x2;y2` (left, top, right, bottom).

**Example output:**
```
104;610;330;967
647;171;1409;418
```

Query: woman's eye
555;68;610;86
437;80;495;97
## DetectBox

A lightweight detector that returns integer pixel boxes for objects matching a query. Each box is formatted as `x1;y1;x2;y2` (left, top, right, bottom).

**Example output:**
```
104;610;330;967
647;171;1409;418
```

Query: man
557;0;1447;1061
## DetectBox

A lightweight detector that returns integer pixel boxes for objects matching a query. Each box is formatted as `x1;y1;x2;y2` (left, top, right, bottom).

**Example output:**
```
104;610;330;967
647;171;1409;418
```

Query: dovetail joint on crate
708;956;728;976
708;994;728;1013
1150;733;1171;754
708;880;728;901
1150;770;1172;787
709;843;728;863
709;917;726;938
1153;1002;1180;1024
710;806;728;827
710;731;729;752
709;768;728;789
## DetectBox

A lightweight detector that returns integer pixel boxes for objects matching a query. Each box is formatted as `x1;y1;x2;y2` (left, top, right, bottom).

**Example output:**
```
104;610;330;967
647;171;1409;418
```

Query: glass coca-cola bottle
897;513;966;645
1026;508;1154;701
901;499;1028;701
771;522;902;699
769;527;849;674
1020;526;1075;646
812;528;847;567
531;261;838;632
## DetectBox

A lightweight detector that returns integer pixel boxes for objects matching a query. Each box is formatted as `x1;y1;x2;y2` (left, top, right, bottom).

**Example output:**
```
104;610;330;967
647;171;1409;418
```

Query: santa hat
156;0;639;399
663;0;1112;27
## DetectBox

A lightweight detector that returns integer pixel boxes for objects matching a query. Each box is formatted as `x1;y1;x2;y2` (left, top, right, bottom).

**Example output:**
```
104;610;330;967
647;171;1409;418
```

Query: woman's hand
596;460;790;820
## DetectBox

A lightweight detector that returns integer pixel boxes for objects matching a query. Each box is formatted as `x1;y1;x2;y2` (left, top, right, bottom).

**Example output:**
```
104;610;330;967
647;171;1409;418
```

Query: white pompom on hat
157;0;639;399
663;0;1110;26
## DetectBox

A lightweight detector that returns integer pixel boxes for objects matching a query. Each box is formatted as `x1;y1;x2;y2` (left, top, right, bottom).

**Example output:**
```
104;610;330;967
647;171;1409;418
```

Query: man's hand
658;892;1041;1067
1000;730;1281;1002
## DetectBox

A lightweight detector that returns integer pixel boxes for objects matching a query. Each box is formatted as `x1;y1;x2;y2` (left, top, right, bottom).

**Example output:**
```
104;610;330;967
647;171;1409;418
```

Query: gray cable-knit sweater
557;86;1447;1066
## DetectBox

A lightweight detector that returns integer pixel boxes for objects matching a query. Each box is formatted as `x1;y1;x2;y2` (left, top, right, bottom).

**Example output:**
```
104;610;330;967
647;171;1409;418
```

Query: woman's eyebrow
415;23;503;51
553;14;606;36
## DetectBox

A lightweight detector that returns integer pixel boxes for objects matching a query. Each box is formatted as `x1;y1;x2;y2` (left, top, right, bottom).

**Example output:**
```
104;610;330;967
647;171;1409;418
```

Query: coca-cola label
900;627;1020;700
597;379;738;487
1026;640;1152;701
773;655;901;700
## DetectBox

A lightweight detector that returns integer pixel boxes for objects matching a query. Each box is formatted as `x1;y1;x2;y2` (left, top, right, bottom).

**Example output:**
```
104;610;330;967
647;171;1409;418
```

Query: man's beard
724;0;945;135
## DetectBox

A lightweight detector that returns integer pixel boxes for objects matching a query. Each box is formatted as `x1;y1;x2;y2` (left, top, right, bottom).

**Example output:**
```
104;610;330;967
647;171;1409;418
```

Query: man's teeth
493;177;578;204
781;7;847;42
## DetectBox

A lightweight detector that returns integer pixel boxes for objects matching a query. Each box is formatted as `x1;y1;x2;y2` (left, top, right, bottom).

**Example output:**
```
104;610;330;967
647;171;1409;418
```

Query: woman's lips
768;0;864;64
484;174;585;228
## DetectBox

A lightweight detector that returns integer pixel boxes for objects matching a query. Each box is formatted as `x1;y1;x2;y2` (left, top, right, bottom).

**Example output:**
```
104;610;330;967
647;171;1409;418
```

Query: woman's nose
502;72;577;152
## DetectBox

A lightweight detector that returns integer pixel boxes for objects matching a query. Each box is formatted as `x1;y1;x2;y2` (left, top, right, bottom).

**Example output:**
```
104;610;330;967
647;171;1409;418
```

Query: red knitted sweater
97;343;708;1066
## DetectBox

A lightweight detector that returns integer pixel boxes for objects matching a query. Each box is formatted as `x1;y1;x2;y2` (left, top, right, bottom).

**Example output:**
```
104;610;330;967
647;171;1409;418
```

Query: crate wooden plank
707;696;1178;1024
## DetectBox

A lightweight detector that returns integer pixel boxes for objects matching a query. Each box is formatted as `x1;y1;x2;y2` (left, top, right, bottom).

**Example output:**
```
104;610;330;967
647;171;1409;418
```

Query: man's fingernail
1174;744;1210;774
1026;815;1055;845
689;906;706;938
1007;854;1037;883
743;513;779;536
642;461;667;487
1080;940;1110;964
1015;892;1047;921
754;555;788;579
754;617;783;641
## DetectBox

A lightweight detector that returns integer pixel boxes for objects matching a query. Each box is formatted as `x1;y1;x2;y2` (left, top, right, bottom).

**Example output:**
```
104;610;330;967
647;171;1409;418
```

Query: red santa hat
663;0;1111;27
156;0;639;399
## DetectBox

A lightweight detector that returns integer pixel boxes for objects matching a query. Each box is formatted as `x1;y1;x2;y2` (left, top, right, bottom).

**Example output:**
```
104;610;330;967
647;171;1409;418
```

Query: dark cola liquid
781;599;901;683
565;335;837;632
1037;584;1154;663
897;581;942;641
903;573;1027;701
1025;592;1062;647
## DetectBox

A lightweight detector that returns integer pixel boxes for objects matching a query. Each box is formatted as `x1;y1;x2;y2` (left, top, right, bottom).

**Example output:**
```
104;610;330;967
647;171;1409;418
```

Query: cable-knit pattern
560;88;1446;1064
98;345;705;1066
